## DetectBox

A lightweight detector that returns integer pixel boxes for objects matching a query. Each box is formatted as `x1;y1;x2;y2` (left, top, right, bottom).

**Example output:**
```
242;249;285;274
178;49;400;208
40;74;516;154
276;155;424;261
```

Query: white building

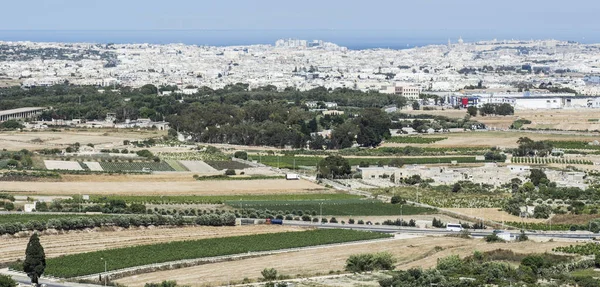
395;84;421;100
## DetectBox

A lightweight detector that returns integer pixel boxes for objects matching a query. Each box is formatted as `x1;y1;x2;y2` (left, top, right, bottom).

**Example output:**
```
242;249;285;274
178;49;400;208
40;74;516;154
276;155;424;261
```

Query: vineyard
386;137;447;144
374;187;508;208
99;161;175;172
156;152;228;161
549;141;600;150
511;157;593;165
553;243;600;255
228;199;436;216
0;214;111;224
89;194;362;204
43;229;391;278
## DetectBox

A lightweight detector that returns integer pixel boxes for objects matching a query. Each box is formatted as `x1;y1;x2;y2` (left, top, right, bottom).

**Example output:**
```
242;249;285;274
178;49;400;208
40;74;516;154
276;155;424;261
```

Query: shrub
390;195;405;204
345;252;396;272
261;268;278;281
234;151;248;160
485;233;505;243
225;169;236;176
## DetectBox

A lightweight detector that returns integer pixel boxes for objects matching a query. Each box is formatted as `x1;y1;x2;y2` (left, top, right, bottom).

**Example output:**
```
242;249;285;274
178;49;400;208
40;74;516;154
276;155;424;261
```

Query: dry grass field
446;208;546;224
383;131;599;148
405;109;600;131
0;130;162;151
0;179;328;195
115;236;577;287
0;225;305;263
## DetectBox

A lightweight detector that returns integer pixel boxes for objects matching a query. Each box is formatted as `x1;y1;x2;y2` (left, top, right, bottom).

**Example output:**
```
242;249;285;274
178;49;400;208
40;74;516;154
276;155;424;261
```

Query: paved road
283;220;597;239
0;269;102;287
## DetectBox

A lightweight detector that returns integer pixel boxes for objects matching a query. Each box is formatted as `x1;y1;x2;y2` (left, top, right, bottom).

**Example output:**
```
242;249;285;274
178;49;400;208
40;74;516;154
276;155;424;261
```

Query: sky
3;0;599;32
2;0;600;45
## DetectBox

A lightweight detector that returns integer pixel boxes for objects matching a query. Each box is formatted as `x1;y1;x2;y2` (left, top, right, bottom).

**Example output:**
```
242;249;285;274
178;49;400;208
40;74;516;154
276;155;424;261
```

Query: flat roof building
0;107;46;122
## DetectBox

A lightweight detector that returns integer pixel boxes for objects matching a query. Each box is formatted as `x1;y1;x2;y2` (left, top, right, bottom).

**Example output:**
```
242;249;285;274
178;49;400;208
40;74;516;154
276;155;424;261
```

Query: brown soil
0;179;327;195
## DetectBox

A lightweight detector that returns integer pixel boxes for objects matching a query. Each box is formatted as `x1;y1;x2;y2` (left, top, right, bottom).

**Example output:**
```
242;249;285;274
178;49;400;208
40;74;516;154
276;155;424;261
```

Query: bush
345;252;396;272
0;274;17;287
234;151;248;160
484;233;505;243
390;195;405;204
225;169;236;176
261;268;278;281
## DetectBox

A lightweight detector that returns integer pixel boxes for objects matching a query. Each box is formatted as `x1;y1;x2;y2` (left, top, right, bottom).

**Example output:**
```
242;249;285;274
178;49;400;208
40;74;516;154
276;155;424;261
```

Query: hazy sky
3;0;599;34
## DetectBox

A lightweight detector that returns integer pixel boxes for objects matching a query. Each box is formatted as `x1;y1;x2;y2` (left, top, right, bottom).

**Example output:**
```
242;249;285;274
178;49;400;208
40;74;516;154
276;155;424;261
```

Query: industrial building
0;107;46;122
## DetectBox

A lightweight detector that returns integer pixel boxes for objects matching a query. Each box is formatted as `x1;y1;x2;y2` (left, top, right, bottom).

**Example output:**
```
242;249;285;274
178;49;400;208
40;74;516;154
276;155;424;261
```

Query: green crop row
227;200;436;216
549;141;600;150
511;157;593;165
89;193;362;204
44;229;391;278
553;243;600;255
0;214;112;224
99;161;175;172
386;137;447;144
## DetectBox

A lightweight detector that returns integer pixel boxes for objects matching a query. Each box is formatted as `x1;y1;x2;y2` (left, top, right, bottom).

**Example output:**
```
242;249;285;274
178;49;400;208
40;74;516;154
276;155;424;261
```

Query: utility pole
319;202;323;224
100;258;107;286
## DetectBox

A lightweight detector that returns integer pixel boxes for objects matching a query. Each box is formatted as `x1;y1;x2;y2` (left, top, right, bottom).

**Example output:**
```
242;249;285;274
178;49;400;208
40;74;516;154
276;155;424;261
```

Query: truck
269;219;283;225
286;173;300;180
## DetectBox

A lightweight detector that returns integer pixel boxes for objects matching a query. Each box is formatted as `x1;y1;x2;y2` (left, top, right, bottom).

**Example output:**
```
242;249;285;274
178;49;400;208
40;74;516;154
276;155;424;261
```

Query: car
492;230;503;234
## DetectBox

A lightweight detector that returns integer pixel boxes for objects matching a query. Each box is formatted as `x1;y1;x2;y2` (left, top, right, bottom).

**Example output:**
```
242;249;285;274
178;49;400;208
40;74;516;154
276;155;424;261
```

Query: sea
0;29;597;50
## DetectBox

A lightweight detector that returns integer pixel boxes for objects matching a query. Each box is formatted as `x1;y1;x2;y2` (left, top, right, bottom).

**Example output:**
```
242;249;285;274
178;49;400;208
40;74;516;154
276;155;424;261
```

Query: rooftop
0;107;46;117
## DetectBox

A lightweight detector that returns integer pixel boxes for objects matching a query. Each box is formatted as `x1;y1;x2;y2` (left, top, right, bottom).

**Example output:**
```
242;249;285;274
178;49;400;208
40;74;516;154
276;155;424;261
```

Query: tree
24;233;46;286
0;120;24;130
233;151;248;160
139;84;158;95
261;268;278;281
412;101;420;110
317;155;351;179
529;169;548;186
466;106;478;117
355;108;391;147
452;182;462;193
479;104;495;116
0;275;17;287
495;103;514;116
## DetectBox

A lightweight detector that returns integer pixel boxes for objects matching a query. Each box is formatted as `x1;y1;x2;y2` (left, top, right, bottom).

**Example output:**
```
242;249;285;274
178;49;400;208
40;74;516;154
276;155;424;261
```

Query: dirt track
115;236;577;287
0;179;327;195
0;225;305;263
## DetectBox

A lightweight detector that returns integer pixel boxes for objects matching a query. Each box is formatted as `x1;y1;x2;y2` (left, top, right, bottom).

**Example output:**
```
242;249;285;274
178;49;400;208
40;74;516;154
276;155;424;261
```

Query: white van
446;223;463;232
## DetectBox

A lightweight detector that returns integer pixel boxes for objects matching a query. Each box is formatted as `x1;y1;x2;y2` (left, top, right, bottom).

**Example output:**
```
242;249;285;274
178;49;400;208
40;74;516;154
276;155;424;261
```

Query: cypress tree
23;233;46;286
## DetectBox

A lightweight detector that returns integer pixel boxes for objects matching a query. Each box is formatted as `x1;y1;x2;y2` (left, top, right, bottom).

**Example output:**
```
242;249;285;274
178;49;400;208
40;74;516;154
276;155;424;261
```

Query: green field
43;229;391;278
90;193;362;204
549;141;600;150
99;161;175;172
165;160;189;171
386;137;447;144
253;155;482;169
228;199;436;216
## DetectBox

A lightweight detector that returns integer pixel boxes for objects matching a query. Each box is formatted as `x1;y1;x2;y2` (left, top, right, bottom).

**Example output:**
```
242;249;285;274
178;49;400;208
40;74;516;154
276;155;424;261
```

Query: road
283;220;598;240
0;269;102;287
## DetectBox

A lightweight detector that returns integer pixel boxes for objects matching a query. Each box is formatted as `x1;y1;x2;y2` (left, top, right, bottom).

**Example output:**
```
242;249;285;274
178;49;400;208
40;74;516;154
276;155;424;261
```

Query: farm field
0;130;160;151
404;108;600;131
90;193;361;204
0;225;304;263
0;179;327;195
381;131;599;149
116;236;576;287
42;229;391;277
44;160;84;171
511;157;593;165
229;200;435;216
446;208;546;224
178;160;217;173
59;173;198;182
99;161;175;172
